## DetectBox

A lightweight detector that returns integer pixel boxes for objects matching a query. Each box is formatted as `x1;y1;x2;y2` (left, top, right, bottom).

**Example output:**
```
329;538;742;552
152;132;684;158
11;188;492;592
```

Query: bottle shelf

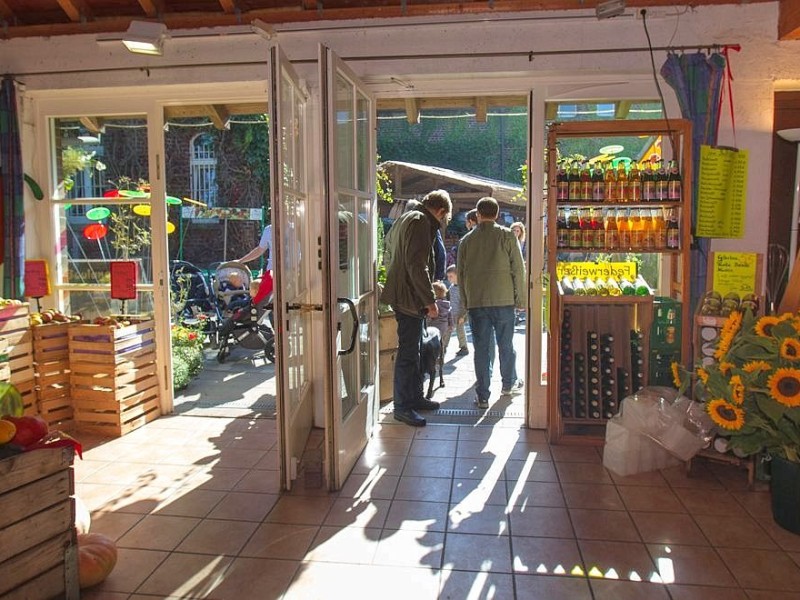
554;201;683;208
561;295;655;305
557;246;682;254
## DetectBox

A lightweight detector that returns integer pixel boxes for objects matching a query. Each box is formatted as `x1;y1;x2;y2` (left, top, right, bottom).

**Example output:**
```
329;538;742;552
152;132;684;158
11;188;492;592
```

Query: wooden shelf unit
546;118;693;445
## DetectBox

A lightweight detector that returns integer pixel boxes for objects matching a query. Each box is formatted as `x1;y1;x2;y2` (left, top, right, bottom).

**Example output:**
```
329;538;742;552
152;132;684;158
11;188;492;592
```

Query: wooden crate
0;303;34;386
0;447;79;600
17;379;37;417
33;322;76;430
32;322;71;363
69;320;161;436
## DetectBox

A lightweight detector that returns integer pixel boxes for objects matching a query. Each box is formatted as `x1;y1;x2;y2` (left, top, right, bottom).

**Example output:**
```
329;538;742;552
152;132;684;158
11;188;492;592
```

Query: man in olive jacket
381;190;452;427
457;196;526;409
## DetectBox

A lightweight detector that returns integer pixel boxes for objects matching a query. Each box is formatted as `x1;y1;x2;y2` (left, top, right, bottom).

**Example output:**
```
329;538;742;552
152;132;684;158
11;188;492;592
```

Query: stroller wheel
264;339;276;363
217;344;229;363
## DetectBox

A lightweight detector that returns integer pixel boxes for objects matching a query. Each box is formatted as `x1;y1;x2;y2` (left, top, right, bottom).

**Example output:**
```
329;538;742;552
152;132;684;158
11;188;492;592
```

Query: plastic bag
603;386;714;475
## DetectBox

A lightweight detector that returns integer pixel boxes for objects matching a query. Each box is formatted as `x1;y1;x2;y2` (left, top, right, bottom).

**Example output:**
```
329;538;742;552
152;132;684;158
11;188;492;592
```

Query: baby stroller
170;260;223;347
213;261;276;364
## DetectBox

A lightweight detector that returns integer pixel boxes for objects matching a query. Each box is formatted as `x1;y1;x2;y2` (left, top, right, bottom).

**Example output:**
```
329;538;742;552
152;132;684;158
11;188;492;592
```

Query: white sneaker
501;380;524;396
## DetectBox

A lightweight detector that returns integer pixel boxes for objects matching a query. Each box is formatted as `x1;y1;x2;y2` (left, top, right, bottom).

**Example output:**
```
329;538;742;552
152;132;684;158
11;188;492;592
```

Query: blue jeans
468;306;518;402
393;311;424;410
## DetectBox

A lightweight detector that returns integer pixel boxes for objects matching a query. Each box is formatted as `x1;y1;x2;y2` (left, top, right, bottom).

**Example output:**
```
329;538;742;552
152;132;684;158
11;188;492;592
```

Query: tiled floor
75;411;800;600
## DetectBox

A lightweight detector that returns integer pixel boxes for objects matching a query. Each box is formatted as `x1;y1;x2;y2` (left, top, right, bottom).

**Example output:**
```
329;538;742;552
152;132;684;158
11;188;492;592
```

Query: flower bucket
771;455;800;534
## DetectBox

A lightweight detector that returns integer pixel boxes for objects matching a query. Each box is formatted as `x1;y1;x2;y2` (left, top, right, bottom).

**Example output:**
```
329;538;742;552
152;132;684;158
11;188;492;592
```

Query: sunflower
730;375;745;405
768;368;800;407
671;362;682;388
696;367;709;384
780;338;800;361
715;311;742;359
755;315;783;338
720;361;734;375
743;360;771;373
706;398;745;431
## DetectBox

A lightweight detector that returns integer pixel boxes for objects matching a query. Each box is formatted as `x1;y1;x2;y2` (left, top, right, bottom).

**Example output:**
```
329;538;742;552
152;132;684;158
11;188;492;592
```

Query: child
220;271;249;311
430;280;453;353
446;265;469;356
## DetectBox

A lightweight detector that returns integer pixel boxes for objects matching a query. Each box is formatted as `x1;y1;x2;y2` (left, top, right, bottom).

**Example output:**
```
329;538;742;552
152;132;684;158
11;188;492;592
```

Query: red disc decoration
103;189;121;198
83;223;108;240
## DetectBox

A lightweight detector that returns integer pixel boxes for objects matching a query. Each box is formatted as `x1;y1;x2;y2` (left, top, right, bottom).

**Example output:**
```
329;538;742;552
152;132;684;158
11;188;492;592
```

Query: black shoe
413;397;440;411
456;347;469;356
393;408;426;427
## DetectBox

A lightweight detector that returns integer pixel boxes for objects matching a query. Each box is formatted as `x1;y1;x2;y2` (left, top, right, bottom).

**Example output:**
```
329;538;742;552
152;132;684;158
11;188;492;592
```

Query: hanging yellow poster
711;252;759;297
696;145;748;238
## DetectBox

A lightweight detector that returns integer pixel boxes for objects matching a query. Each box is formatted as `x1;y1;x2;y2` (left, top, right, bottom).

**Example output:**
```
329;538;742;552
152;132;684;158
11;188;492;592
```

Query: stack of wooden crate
69;319;161;437
0;447;79;599
0;302;36;415
33;322;74;431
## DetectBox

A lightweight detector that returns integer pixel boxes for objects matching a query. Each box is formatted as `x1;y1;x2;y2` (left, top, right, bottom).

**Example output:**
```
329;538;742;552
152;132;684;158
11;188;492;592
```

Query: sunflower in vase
672;310;800;462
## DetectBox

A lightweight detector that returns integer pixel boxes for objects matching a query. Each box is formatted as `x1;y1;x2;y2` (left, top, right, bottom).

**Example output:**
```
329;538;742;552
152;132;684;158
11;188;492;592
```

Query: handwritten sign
711;252;759;297
556;261;637;281
696;145;748;238
110;261;138;300
24;260;50;298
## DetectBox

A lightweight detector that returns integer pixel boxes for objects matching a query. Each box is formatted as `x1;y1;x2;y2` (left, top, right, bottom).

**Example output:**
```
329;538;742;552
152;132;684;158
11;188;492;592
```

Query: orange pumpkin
77;532;118;588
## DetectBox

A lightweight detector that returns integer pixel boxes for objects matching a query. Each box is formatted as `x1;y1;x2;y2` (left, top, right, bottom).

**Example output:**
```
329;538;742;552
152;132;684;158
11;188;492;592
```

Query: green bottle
619;277;636;296
634;275;651;296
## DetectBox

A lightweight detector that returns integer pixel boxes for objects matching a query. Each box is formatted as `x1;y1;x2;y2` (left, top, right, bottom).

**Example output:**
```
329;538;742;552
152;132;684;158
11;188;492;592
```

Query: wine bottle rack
546;119;692;445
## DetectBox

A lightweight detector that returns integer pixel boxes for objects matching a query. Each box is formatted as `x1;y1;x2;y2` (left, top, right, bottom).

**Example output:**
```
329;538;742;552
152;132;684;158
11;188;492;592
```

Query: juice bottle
592;208;605;248
655;160;668;201
568;208;582;249
654;208;667;249
642;209;656;249
628;162;642;203
556;208;569;248
580;162;592;201
618;208;631;249
616;161;628;202
592;163;605;202
604;162;616;203
643;161;656;202
581;208;593;249
630;209;644;247
666;207;680;249
556;161;569;202
568;161;580;201
605;208;618;250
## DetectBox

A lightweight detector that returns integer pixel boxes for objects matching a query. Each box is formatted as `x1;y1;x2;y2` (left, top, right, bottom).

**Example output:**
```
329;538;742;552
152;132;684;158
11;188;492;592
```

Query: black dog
421;326;445;399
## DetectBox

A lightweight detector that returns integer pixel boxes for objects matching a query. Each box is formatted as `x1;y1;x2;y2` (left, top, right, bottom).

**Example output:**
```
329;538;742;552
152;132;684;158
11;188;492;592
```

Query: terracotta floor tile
351;452;407;476
384;499;449;532
667;584;749;599
570;508;641;542
456;439;499;458
758;516;800;552
561;482;624;510
618;485;685;512
550;445;602;463
82;591;130;600
507;505;574;538
175;518;258;555
76;482;128;512
439;569;515;599
731;489;774;518
305;525;381;564
646;543;736;587
117;514;200;551
232;469;281;493
505;458;559;483
662;463;725;490
556;461;614;484
210;557;298;598
364;436;413;457
413;424;459;440
339;471;400;501
135;551;234;597
188;467;249;491
89;547;170;595
507;480;565;508
443;532;513;573
630;512;709;546
578;540;661;583
211;447;267;470
409;438;458;457
207;491;278;522
693;513;777;549
323;496;391;528
716;547;800;591
450;477;508;506
453;456;507;480
511;536;583;576
609;469;668;487
372;528;444;568
89;510;145;541
590;579;670;599
745;590;800;600
239;522;318;560
402;455;455;478
508;441;553;461
448;502;509;535
252;449;279;470
395;474;452;502
671;487;747;516
265;495;336;525
514;573;593;598
155;488;227;518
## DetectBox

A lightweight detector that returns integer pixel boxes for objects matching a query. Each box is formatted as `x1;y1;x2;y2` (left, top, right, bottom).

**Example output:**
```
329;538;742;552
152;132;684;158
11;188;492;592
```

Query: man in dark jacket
381;189;452;426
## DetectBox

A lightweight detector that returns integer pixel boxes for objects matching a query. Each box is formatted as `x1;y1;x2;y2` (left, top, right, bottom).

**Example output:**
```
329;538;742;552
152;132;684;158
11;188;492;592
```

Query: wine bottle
580;162;592;201
634;274;651;296
581;209;593;249
592;163;605;203
583;277;598;296
557;208;569;248
666;207;680;249
643;161;656;202
560;276;575;295
568;208;582;249
572;278;586;296
604;162;616;203
667;160;681;202
556;162;569;202
568;161;580;201
619;277;636;296
605;209;619;250
655;160;668;201
628;162;642;203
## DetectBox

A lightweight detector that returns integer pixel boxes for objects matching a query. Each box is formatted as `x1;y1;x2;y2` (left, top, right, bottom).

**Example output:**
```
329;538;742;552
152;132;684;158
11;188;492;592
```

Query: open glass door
270;46;314;491
320;45;379;490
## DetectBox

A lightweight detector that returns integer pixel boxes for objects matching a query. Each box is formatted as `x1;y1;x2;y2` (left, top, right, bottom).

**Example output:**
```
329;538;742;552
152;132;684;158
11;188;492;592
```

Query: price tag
24;260;50;298
110;261;138;300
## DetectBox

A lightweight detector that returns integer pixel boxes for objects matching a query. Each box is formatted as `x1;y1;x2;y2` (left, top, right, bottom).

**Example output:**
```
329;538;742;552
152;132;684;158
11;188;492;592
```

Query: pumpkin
77;532;117;588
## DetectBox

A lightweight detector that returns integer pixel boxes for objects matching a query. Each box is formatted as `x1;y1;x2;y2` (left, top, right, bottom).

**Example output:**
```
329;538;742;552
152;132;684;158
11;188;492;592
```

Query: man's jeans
468;306;518;402
393;311;424;411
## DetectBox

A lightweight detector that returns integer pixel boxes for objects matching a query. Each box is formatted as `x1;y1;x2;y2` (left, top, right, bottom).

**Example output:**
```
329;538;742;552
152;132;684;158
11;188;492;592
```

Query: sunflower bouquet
672;310;800;462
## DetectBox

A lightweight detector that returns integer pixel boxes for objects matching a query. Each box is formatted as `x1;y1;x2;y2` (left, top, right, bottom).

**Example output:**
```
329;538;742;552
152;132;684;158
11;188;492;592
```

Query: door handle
337;297;358;356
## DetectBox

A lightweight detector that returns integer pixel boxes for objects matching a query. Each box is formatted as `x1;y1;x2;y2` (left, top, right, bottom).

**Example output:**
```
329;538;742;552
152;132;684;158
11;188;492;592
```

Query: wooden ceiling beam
218;0;239;14
405;98;420;125
55;0;93;23
779;0;800;40
206;104;232;130
79;116;104;133
137;0;165;18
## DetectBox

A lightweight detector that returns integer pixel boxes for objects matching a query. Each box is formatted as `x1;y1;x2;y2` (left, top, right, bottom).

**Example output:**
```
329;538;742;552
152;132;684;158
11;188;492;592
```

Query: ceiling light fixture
596;0;626;19
122;21;168;56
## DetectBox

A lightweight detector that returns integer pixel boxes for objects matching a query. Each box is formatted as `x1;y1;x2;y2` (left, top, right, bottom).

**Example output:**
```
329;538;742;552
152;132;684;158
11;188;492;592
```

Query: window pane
336;73;355;189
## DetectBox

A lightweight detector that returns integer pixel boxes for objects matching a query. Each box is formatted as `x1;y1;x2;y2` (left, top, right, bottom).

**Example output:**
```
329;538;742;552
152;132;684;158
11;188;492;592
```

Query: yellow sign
556;262;637;281
697;145;748;238
711;252;758;297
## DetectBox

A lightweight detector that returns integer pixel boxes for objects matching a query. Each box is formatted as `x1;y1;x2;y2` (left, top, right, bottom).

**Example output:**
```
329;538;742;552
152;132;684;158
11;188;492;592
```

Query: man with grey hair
457;197;526;409
381;189;453;427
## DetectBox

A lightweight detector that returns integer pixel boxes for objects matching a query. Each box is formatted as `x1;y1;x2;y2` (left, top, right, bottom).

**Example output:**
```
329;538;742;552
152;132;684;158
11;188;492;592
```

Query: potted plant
673;309;800;532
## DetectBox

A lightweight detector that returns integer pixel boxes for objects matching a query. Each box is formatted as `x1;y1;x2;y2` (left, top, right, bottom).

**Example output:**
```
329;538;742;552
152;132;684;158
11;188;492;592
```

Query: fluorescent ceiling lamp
122;21;168;56
78;133;101;144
